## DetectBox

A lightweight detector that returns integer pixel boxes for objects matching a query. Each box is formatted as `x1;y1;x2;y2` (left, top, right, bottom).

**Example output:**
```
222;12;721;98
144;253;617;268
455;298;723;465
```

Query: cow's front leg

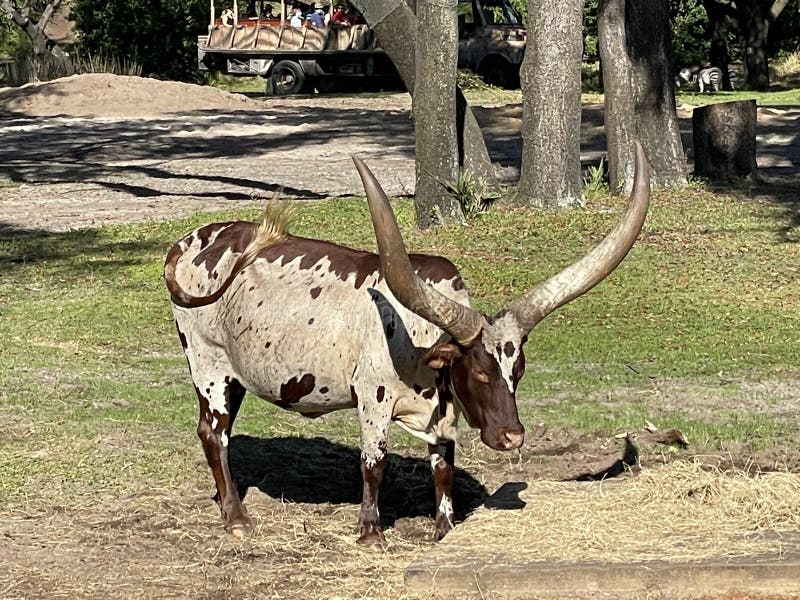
429;440;455;540
355;384;391;546
357;452;388;545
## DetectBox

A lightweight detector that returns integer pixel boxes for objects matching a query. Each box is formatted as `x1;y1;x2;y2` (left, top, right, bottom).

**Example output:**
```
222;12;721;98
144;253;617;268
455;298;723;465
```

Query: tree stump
692;100;757;181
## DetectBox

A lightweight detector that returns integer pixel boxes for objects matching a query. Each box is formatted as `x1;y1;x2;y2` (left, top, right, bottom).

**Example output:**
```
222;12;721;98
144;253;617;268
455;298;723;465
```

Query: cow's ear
423;343;462;370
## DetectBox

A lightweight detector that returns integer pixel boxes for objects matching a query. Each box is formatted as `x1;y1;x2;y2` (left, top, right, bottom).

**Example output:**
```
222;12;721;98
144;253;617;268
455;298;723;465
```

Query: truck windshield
481;0;521;25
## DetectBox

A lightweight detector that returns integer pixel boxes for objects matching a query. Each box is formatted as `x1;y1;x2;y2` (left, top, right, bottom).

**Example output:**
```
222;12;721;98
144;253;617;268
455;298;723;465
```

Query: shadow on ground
230;435;488;527
0;107;412;196
0;221;171;276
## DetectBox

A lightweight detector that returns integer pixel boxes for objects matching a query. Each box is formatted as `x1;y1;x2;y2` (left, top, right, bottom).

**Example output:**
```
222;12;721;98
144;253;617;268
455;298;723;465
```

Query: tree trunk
692;100;757;181
703;0;734;90
516;0;585;208
598;0;636;193
601;0;686;192
627;1;686;187
27;23;51;56
27;25;52;81
352;0;498;193
413;0;464;227
738;1;771;91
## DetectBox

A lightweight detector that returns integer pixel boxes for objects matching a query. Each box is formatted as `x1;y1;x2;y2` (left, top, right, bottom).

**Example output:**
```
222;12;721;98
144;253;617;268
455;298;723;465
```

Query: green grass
1;187;799;505
676;87;800;107
536;398;791;453
207;72;268;94
466;87;800;109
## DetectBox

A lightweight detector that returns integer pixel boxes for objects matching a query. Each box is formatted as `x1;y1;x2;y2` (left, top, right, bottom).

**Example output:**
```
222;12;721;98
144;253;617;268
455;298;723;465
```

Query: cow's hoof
225;517;253;538
434;517;453;541
434;526;451;541
357;527;386;547
228;524;252;538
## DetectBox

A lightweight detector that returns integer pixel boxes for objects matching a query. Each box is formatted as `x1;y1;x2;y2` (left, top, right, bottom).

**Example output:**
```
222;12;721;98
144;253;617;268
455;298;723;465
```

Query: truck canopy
204;0;373;52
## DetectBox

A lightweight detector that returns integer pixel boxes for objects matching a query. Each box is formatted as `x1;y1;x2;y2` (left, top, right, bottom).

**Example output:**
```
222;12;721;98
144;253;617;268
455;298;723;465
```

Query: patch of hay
442;461;800;563
0;485;429;600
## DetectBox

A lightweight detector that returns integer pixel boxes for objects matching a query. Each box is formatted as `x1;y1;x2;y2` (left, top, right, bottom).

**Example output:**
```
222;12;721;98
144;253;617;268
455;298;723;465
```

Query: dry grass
0;480;431;600
440;461;800;564
3;462;798;600
772;50;800;80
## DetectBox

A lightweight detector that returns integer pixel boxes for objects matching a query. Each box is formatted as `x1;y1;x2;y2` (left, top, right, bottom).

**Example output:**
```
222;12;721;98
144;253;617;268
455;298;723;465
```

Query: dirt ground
1;405;798;599
1;74;799;233
1;75;799;599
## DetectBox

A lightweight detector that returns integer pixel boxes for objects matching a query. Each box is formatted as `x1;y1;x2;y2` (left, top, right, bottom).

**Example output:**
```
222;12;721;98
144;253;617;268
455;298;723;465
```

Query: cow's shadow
229;435;487;527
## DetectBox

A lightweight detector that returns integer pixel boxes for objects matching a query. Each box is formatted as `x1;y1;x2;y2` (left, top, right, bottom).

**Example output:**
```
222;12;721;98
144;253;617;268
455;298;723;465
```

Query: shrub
70;0;208;81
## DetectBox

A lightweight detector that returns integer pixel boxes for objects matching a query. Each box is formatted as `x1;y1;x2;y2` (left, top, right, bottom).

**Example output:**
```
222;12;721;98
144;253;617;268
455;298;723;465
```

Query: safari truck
197;0;526;94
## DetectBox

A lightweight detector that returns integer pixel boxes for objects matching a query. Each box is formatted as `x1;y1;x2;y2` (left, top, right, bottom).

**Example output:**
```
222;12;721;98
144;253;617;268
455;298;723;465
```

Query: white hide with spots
171;222;467;466
480;312;525;393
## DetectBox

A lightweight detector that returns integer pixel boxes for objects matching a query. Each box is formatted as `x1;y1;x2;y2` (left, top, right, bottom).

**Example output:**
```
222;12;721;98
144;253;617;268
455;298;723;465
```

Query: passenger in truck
308;7;325;27
289;6;304;27
260;3;275;18
332;4;350;26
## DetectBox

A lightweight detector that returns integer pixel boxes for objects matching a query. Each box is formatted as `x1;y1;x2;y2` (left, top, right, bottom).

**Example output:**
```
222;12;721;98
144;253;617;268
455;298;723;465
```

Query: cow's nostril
504;430;525;449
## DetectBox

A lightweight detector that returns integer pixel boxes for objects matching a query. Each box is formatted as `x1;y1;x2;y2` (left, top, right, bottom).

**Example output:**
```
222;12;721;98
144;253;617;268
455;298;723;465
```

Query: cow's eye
472;369;489;383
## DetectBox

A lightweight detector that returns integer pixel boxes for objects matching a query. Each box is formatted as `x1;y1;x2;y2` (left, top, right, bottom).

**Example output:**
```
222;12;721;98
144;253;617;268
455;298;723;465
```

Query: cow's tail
165;200;295;309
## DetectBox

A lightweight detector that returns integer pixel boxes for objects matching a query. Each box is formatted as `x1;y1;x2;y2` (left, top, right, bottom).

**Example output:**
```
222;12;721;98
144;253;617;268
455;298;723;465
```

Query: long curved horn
507;141;651;333
352;156;484;345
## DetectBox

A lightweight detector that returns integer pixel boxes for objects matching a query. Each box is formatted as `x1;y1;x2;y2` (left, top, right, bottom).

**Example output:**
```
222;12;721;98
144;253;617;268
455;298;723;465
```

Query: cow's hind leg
428;441;455;540
195;376;251;536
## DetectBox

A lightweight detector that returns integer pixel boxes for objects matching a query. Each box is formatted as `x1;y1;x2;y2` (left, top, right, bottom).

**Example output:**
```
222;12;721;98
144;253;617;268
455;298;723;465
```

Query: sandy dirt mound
0;73;260;117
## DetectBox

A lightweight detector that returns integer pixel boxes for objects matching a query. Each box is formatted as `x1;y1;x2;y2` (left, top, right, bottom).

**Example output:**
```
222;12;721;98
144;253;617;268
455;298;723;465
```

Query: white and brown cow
164;144;650;544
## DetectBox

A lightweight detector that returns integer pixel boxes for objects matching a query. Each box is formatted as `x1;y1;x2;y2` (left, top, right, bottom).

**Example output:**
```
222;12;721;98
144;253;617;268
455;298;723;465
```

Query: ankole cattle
164;143;650;543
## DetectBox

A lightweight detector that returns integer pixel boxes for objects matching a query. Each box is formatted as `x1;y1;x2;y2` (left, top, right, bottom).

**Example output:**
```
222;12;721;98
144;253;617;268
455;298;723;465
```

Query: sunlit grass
676;87;800;107
772;50;800;80
207;72;267;94
1;185;798;504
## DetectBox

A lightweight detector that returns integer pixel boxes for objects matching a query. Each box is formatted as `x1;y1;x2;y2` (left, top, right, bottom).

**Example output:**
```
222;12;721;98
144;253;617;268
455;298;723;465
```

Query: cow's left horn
353;156;483;345
507;141;651;333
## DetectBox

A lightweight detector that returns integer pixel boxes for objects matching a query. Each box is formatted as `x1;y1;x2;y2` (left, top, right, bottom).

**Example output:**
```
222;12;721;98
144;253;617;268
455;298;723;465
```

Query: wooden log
692;99;757;181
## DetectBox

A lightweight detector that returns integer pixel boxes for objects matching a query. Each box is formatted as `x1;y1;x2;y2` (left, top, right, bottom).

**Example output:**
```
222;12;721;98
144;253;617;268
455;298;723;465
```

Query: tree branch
0;0;30;27
38;0;61;31
770;0;789;21
38;0;62;30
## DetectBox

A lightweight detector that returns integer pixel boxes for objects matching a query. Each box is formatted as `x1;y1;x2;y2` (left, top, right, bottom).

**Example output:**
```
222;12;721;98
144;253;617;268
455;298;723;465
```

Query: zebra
676;66;732;93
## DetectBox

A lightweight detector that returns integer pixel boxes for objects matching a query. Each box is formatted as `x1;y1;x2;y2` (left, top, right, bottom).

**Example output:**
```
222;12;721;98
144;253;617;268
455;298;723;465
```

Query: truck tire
270;60;306;95
477;56;520;89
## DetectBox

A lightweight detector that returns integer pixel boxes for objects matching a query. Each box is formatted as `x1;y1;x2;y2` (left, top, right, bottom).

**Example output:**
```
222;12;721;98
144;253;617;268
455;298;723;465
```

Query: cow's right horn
506;141;651;333
353;156;483;345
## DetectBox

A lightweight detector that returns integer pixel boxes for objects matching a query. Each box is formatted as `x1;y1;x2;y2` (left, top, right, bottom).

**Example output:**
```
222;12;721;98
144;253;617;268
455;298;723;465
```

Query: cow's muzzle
483;426;525;451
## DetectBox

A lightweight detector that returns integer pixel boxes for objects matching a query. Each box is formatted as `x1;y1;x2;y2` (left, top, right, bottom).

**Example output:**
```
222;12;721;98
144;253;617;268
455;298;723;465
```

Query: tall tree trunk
627;1;686;187
703;0;734;90
352;0;498;193
413;0;464;227
598;0;636;193
738;1;771;91
27;25;51;81
601;0;686;192
516;0;585;208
